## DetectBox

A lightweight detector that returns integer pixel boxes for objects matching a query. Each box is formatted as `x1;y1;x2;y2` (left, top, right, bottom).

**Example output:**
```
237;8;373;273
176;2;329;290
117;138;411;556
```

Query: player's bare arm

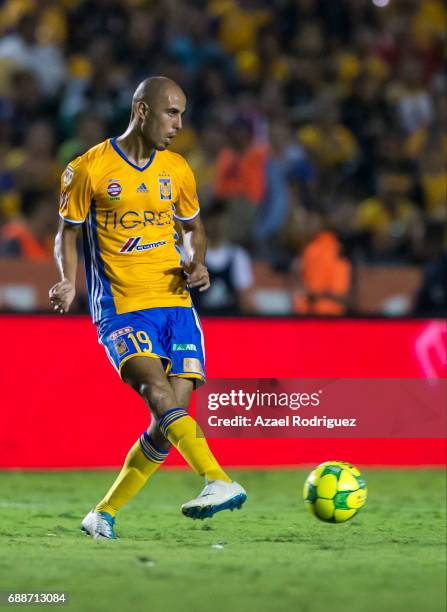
49;219;79;314
182;215;210;292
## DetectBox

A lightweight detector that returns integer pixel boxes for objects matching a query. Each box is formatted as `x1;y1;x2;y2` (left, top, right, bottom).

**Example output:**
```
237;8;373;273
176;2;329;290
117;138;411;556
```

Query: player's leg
122;356;232;484
92;419;170;515
82;313;175;539
165;374;247;519
83;377;193;538
169;375;194;410
91;377;192;520
162;307;246;518
81;416;171;539
123;358;246;519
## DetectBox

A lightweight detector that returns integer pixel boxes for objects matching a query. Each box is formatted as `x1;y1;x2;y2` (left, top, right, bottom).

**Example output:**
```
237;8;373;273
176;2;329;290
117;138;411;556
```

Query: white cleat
81;511;117;539
181;480;247;520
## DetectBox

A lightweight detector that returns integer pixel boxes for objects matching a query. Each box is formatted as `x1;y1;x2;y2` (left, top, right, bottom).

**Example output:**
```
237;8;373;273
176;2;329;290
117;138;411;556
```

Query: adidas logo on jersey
136;183;149;193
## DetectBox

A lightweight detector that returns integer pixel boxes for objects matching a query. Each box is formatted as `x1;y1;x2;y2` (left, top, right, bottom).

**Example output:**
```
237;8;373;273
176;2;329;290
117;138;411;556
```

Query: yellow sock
95;433;169;516
158;408;231;483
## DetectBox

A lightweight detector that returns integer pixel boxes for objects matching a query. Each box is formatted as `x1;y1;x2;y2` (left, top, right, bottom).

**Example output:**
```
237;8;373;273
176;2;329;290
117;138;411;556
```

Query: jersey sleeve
59;156;92;225
174;159;200;221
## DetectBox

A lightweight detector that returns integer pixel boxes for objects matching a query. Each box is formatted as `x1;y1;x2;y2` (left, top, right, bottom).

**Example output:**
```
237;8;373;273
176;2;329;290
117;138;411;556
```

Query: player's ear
136;100;149;120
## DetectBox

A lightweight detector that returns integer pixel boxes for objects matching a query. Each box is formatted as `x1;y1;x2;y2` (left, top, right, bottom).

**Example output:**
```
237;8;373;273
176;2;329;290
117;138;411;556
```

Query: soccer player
49;76;246;539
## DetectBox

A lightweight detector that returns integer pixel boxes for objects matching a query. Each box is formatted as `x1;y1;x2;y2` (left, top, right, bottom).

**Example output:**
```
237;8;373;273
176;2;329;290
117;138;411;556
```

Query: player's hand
184;261;210;292
49;279;76;314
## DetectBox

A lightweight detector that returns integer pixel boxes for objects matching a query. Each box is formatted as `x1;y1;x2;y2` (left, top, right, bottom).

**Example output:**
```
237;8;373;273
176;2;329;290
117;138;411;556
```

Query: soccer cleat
81;511;117;539
181;480;247;520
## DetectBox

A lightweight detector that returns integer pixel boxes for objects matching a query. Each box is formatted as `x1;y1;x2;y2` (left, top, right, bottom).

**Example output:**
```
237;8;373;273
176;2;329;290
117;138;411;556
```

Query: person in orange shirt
293;230;352;316
214;118;268;245
215;117;268;205
0;191;55;260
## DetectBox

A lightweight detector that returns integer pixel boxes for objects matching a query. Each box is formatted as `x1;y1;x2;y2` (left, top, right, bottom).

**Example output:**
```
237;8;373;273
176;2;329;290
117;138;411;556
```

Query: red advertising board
0;316;445;468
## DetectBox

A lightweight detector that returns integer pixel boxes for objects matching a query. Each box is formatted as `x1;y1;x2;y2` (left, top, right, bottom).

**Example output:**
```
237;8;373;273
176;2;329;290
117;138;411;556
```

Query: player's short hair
131;76;184;119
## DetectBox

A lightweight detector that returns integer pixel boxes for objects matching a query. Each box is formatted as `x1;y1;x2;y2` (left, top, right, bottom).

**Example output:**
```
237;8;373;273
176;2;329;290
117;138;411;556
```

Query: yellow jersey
59;138;200;323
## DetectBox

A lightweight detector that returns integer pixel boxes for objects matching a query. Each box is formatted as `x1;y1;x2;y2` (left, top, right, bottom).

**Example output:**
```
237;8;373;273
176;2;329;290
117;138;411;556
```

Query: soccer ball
303;460;367;523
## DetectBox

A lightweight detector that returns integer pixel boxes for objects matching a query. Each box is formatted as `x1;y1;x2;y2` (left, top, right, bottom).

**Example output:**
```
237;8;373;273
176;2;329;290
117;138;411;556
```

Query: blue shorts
97;307;206;386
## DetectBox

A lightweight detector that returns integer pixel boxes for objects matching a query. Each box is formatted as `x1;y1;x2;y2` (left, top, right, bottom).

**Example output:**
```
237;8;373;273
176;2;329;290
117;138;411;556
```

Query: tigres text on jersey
59;138;200;322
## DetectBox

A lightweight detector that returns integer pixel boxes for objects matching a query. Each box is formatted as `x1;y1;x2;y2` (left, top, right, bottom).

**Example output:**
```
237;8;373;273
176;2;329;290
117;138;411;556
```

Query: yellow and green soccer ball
303;461;367;523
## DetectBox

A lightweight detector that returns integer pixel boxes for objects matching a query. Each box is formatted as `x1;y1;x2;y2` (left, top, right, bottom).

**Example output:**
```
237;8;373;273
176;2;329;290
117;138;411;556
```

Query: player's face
141;88;186;151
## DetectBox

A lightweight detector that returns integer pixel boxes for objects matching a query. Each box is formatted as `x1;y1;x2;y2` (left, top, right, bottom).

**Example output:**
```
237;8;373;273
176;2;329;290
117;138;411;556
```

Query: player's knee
138;380;174;417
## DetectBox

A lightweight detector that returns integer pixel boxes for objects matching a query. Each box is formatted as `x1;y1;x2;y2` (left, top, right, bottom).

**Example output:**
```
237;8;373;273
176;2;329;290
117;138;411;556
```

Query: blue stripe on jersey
60;214;84;225
82;222;94;319
173;209;200;222
172;229;184;265
90;200;115;323
82;201;116;323
85;211;102;321
175;244;184;265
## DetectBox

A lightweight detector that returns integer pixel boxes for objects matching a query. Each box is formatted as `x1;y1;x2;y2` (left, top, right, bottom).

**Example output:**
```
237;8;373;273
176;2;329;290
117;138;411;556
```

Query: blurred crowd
0;0;445;316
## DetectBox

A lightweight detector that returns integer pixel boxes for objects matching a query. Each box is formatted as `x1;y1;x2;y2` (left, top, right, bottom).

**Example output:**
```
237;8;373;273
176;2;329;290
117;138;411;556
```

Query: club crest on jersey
63;165;74;187
107;179;122;200
119;236;166;253
159;177;172;200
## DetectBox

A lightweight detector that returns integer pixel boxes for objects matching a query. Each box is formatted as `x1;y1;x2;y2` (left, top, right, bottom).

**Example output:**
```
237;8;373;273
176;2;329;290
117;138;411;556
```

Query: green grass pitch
0;469;445;612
